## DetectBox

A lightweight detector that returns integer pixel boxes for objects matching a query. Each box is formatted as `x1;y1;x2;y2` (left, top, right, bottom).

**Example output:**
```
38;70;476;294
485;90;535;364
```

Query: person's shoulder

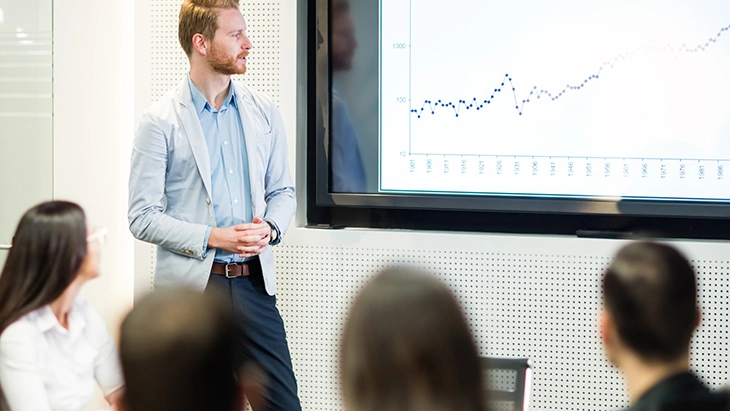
0;310;45;344
142;80;187;120
660;390;730;411
72;298;104;325
234;81;276;111
72;297;91;313
71;298;113;343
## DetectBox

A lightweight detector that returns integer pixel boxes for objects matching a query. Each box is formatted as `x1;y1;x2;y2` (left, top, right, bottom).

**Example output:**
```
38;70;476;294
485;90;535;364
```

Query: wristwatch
265;220;281;245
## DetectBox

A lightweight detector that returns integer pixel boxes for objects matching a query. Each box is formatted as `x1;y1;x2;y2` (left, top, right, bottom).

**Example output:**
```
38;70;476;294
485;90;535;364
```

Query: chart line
410;24;730;118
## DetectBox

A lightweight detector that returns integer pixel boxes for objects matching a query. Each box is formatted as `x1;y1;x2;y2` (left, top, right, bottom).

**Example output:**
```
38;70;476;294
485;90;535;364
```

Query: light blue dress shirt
188;76;252;263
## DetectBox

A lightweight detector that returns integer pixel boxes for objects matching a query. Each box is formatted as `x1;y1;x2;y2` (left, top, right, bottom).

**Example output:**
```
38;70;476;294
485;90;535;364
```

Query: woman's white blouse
0;298;124;411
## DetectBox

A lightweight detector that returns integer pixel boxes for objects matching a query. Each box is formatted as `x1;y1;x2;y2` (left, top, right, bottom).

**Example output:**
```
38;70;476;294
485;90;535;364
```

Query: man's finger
234;224;268;233
237;234;269;244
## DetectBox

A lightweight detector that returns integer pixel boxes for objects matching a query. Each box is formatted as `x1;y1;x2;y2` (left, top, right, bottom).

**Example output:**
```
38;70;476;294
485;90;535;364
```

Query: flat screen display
378;0;729;203
303;0;730;237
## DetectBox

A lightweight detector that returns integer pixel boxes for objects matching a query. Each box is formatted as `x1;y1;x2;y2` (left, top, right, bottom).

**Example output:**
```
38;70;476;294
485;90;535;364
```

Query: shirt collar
33;305;58;333
33;301;87;340
226;82;238;109
187;74;237;114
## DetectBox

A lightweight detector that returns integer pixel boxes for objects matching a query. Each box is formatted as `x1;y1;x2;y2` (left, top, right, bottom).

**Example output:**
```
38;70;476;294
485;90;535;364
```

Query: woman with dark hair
0;201;123;411
340;268;487;411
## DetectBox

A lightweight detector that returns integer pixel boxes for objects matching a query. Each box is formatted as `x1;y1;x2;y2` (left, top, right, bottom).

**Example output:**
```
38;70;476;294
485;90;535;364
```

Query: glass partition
0;0;53;267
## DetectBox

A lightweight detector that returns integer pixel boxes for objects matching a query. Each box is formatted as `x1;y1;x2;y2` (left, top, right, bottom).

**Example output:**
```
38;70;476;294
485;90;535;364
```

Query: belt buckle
225;263;239;279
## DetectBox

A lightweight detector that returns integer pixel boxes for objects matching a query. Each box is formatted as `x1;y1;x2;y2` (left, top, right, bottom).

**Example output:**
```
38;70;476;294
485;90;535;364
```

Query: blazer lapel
236;85;262;207
177;80;213;198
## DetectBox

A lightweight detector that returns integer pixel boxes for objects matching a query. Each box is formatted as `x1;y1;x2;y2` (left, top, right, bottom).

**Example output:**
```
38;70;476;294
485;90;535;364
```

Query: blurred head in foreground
119;287;245;411
602;242;698;367
340;268;486;411
601;241;704;405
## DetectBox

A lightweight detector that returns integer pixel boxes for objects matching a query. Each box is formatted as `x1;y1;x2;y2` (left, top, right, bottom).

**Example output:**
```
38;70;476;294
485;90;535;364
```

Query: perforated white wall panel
134;228;730;410
275;229;730;411
150;0;280;103
142;2;730;410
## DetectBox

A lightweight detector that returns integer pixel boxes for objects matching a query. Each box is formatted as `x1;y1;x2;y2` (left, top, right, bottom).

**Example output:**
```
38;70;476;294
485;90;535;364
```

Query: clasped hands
208;216;271;258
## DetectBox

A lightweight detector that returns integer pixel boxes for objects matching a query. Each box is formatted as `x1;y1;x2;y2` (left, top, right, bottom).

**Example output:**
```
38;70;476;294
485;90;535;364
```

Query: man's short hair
120;287;241;411
178;0;240;57
602;242;698;362
331;0;350;16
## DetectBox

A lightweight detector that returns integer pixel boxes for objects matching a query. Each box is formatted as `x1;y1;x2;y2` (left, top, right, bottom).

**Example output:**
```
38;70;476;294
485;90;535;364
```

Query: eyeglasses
86;227;108;245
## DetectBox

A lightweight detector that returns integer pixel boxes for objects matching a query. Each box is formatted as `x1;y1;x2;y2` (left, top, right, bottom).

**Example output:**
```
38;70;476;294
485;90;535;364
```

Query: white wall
0;1;135;408
54;0;135;409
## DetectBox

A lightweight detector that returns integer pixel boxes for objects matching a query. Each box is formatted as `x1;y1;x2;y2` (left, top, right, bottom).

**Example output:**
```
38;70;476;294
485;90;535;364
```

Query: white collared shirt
0;298;123;411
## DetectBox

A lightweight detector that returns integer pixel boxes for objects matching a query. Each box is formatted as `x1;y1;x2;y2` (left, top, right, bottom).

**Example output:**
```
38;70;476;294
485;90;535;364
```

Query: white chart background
381;0;730;200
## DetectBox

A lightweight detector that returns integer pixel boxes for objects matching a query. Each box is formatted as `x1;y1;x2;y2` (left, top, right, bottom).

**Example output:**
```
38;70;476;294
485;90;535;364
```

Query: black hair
0;201;87;333
603;242;698;362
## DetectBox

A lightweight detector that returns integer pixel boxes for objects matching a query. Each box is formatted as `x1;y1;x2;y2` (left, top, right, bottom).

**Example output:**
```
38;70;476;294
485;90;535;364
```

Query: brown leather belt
211;261;251;278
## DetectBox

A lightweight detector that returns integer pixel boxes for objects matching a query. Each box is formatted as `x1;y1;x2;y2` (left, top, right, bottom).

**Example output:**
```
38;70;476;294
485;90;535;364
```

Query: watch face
266;221;279;245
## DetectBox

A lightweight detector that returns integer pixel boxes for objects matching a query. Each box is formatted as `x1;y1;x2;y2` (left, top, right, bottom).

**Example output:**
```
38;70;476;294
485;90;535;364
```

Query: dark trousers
205;259;301;411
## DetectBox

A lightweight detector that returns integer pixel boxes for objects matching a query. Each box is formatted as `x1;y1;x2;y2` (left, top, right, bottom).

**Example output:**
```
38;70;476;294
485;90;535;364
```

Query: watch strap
265;220;281;245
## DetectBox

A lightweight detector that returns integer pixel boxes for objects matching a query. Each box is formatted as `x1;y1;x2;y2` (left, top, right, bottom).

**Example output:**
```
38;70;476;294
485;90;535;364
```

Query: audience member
601;242;730;411
0;201;123;410
118;287;263;411
340;268;487;411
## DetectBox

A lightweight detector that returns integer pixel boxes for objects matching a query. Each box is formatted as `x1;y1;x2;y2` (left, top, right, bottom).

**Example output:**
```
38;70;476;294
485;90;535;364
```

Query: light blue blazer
128;79;296;295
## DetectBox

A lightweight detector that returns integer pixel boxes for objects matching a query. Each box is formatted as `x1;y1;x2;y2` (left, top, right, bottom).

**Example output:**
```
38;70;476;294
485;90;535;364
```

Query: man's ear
192;33;208;55
601;307;624;367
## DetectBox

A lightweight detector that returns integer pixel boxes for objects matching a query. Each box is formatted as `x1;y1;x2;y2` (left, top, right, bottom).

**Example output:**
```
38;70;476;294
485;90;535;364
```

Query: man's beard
208;44;248;75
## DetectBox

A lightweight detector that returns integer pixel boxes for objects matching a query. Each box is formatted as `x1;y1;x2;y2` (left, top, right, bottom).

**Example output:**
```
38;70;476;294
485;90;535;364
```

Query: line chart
379;0;730;200
410;24;729;118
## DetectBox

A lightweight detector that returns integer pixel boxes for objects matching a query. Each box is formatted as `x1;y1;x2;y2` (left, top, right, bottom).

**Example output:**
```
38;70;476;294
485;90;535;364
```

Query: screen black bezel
299;0;730;239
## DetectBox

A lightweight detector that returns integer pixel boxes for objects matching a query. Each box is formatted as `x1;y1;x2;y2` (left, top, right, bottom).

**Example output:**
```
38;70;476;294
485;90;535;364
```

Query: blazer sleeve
128;110;210;258
262;105;296;236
